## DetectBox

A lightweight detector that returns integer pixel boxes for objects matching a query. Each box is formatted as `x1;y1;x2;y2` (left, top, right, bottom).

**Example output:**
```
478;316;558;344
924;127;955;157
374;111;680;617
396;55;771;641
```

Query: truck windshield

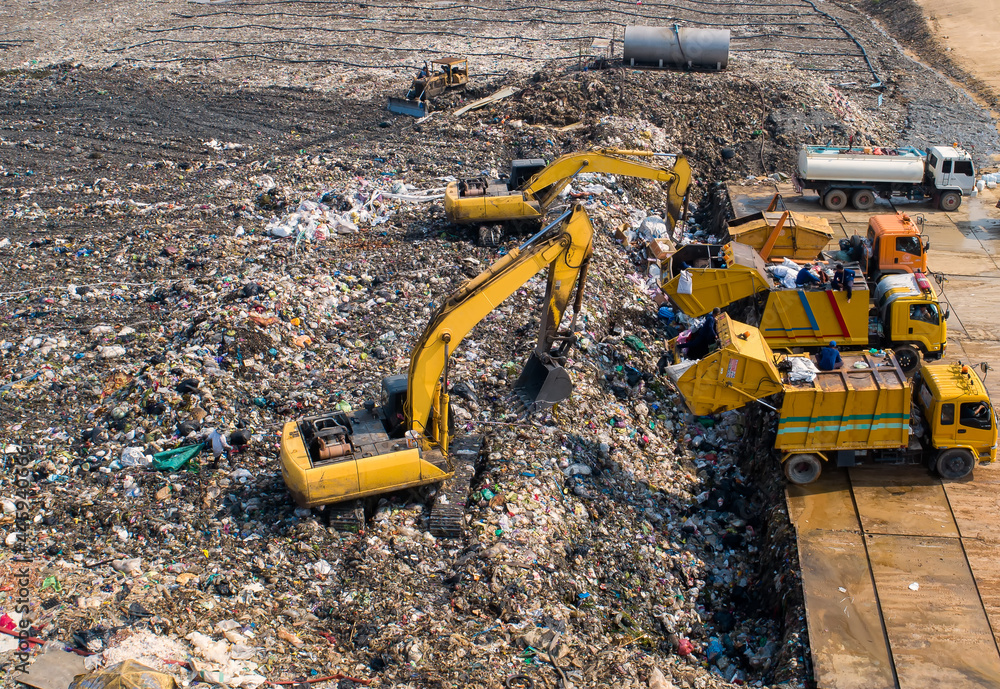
955;161;974;176
960;402;994;430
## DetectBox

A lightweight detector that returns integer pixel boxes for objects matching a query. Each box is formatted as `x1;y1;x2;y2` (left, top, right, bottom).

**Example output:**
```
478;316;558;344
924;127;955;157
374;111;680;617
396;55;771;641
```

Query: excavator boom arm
405;206;595;439
521;149;692;227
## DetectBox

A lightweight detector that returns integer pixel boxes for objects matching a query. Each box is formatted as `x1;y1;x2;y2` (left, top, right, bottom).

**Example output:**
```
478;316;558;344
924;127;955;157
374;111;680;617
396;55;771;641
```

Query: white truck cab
926;145;976;196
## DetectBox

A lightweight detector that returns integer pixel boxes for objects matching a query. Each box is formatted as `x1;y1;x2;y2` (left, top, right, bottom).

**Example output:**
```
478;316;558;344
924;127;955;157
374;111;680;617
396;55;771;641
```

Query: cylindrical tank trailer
623;26;730;70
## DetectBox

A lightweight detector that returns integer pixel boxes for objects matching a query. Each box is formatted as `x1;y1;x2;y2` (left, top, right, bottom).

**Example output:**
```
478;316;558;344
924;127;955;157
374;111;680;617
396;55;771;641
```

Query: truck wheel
935;448;975;480
939;191;962;211
851;189;876;210
824;189;848;211
892;344;920;374
784;454;823;485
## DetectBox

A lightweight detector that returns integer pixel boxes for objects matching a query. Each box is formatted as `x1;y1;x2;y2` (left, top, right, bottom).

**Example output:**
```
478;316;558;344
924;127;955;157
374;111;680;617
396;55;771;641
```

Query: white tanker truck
795;144;975;212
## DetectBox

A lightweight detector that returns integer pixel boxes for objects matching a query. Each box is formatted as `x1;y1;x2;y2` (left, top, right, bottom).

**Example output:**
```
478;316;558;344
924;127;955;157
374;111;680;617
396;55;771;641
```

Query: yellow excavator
280;205;596;535
444;148;692;241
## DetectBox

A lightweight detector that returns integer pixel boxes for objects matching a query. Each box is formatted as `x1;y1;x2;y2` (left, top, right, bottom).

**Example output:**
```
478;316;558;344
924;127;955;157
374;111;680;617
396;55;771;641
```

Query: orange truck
830;212;929;281
864;212;928;279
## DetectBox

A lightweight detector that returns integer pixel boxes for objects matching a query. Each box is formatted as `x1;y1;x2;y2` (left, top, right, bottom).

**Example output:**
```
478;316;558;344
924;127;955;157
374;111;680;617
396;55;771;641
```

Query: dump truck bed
758;275;870;349
726;210;835;261
662;243;773;317
776;352;911;452
667;316;913;454
662;244;872;349
665;314;784;416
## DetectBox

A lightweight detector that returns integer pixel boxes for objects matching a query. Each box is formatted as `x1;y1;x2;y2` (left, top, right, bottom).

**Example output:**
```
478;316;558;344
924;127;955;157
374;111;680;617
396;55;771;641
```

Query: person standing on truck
817;341;843;371
832;263;856;303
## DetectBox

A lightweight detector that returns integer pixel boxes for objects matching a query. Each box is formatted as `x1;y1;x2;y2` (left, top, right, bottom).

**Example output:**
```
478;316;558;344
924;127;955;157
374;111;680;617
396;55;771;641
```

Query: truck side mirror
924;239;930;251
944;308;951;321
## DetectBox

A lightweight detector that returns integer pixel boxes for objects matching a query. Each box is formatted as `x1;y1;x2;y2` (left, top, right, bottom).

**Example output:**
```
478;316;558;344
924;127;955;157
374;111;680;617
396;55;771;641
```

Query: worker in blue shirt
796;263;821;287
817;341;843;370
832;263;856;302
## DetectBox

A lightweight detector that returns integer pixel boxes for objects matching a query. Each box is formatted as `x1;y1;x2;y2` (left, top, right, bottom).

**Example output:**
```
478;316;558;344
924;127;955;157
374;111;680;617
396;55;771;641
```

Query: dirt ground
915;0;1000;100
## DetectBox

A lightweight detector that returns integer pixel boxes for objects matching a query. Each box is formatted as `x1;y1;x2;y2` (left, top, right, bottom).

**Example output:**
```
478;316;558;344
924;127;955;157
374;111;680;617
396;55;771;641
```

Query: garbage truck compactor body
444;149;692;230
661;242;948;373
666;314;997;485
280;206;595;533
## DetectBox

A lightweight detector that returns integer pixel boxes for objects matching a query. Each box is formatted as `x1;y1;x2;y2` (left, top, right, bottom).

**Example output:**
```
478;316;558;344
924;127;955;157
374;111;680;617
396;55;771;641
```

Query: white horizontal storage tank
798;148;926;184
623;26;729;70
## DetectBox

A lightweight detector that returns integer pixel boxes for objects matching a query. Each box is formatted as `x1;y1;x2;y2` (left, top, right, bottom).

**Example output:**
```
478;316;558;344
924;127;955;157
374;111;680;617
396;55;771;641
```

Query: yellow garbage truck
661;242;948;373
666;314;996;484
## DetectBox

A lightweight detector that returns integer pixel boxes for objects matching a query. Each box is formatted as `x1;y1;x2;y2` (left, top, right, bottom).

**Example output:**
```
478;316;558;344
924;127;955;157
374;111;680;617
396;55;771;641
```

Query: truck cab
917;363;997;466
926;145;975;210
865;213;928;280
873;273;948;370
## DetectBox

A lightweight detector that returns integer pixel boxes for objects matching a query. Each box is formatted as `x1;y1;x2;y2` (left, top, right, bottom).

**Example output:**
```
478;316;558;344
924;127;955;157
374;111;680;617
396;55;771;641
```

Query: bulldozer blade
513;352;573;413
387;97;428;118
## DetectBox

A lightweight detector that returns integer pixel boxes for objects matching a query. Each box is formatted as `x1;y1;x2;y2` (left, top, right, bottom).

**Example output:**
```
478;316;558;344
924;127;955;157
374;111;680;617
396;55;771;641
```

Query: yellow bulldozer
387;57;469;118
280;205;596;534
444;148;692;243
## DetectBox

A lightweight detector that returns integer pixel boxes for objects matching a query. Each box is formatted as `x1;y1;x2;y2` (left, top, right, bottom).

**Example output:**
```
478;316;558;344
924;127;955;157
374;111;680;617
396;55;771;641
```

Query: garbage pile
0;192;807;689
0;58;907;689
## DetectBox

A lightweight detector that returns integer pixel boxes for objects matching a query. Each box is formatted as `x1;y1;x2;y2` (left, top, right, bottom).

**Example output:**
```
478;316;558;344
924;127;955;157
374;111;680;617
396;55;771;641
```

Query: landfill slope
1;1;999;688
0;62;829;688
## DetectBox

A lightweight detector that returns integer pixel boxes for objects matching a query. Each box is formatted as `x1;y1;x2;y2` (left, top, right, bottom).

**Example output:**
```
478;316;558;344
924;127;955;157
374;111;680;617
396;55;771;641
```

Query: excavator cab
380;374;409;438
509;159;547;189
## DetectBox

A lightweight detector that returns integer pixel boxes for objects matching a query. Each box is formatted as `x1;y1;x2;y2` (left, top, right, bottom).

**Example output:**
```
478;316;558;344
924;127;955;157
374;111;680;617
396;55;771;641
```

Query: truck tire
824;189;848;211
784;454;823;485
892;344;920;374
939;191;962;211
851;189;876;210
935;448;975;480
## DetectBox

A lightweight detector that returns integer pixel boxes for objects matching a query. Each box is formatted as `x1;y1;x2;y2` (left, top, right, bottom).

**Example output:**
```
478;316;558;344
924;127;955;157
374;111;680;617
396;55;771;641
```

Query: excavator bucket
513;353;573;412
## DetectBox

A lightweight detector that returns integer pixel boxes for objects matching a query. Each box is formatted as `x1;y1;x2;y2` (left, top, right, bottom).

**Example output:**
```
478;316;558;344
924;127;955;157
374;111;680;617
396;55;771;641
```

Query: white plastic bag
678;270;693;295
787;356;819;383
119;447;149;466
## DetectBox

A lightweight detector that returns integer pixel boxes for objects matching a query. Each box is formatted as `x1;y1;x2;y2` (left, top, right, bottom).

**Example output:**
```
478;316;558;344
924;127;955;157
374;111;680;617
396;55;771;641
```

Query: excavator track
325;499;365;533
429;434;483;539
